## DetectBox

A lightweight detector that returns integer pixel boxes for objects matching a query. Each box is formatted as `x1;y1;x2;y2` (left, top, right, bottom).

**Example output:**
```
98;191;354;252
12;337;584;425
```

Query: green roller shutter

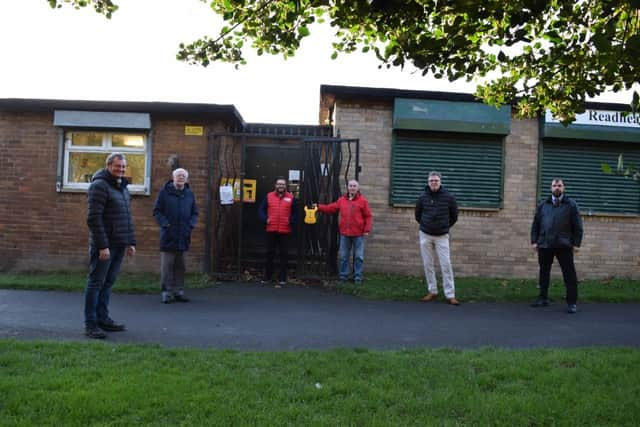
540;140;640;214
391;133;504;207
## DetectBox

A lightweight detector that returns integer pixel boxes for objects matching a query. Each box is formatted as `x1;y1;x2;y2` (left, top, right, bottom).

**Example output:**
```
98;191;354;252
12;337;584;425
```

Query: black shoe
162;292;174;304
531;297;549;307
85;325;106;339
567;304;577;314
174;294;190;303
97;318;126;332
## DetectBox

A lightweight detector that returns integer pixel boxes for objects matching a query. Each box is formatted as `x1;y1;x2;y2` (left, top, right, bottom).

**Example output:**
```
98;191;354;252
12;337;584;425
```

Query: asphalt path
1;283;638;350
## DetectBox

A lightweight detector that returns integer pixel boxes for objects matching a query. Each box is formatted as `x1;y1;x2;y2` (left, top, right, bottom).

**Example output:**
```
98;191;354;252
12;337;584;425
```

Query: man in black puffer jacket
415;171;460;305
531;178;583;314
84;153;136;339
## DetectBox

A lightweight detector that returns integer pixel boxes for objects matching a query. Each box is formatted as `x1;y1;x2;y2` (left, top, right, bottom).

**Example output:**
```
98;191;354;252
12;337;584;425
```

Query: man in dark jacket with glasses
415;171;459;305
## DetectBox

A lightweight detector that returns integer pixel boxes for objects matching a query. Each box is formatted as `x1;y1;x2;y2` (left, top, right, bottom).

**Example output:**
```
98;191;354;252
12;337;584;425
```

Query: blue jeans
84;246;126;326
339;235;365;281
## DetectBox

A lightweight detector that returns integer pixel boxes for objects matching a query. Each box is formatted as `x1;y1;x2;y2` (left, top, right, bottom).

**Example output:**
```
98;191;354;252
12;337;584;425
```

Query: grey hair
106;152;126;166
172;168;189;179
347;179;359;187
428;171;441;179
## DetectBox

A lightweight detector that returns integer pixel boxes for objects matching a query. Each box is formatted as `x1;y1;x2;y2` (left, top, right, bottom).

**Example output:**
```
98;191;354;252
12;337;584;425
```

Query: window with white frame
63;130;149;192
54;110;152;194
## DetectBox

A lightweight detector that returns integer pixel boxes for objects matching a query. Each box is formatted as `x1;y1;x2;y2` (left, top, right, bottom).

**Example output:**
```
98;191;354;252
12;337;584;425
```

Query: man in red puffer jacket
315;180;372;284
259;176;297;285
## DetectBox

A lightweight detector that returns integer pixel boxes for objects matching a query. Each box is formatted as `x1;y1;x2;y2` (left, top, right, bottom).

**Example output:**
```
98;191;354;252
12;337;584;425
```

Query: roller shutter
391;133;504;208
540;140;640;214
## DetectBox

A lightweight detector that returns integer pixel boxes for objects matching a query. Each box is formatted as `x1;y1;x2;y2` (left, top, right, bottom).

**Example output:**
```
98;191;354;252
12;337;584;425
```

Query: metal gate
204;130;359;281
297;137;360;279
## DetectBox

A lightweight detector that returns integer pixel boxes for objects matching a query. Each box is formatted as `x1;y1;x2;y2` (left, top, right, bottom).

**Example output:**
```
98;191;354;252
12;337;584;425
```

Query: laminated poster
219;185;234;205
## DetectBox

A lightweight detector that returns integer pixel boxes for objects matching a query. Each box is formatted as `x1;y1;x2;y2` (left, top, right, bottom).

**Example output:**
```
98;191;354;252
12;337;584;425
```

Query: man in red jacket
259;176;297;285
316;180;372;284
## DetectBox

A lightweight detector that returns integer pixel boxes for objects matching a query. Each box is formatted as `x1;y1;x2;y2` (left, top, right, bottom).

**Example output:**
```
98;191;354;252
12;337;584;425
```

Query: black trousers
265;232;289;282
537;247;578;305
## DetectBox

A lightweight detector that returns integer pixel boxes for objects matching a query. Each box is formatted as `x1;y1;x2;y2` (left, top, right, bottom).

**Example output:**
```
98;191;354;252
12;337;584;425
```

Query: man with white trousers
415;171;460;305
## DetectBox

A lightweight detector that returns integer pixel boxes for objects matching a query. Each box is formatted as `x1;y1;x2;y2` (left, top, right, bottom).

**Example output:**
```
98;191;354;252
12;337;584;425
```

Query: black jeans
265;233;289;282
537;247;578;304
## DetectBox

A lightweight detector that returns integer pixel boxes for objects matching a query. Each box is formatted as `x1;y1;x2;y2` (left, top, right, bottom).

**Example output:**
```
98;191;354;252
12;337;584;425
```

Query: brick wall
333;100;640;279
0;110;226;273
2;103;638;279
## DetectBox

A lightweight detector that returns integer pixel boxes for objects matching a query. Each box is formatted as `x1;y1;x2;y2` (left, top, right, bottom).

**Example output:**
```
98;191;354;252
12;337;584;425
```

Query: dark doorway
242;145;302;268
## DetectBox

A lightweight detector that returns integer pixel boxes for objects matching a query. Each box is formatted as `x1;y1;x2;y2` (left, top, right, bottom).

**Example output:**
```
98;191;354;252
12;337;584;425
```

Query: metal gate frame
297;137;360;280
204;130;359;281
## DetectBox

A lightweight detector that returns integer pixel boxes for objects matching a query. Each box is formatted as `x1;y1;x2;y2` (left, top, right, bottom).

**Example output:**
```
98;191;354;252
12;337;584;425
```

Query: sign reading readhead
545;110;640;128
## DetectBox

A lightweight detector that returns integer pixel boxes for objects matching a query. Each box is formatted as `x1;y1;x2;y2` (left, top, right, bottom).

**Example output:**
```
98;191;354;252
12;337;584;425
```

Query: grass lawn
336;274;640;303
1;272;639;303
1;274;639;425
0;272;208;294
1;340;638;426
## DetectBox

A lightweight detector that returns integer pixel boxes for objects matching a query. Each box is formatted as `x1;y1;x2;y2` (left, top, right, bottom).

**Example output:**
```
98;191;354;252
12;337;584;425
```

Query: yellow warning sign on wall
221;178;257;203
184;126;204;136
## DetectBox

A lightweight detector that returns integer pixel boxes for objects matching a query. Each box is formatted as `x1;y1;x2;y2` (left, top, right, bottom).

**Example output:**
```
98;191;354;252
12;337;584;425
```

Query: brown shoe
420;293;438;302
448;298;460;306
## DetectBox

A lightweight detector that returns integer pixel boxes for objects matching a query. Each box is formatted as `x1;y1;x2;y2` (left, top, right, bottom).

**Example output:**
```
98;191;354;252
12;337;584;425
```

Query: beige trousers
419;231;455;298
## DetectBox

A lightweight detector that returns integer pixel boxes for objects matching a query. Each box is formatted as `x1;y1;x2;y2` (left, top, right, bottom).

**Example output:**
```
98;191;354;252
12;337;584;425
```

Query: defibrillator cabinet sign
220;178;257;203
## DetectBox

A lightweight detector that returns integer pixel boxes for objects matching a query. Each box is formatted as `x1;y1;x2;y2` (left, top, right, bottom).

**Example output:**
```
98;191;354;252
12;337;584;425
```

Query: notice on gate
219;185;234;205
220;178;257;203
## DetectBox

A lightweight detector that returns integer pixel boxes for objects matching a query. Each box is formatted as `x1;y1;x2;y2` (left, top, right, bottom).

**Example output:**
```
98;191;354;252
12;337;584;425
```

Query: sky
0;0;634;125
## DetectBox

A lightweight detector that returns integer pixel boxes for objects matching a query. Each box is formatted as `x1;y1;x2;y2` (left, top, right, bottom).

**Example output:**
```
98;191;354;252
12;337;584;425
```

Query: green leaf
298;26;310;37
592;33;610;52
626;34;640;56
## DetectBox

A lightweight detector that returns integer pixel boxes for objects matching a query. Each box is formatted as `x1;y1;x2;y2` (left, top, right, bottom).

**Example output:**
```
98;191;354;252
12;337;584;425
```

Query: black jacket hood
92;168;130;188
